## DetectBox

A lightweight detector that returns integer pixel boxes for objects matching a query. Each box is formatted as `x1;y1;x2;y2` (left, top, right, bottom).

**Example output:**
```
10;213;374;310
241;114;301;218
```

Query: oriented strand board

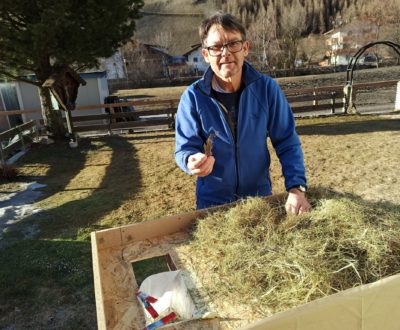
92;195;400;329
92;224;219;329
241;273;400;330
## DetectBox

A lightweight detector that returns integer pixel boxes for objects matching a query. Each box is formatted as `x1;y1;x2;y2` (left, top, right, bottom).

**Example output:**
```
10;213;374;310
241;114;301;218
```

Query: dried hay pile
188;189;400;316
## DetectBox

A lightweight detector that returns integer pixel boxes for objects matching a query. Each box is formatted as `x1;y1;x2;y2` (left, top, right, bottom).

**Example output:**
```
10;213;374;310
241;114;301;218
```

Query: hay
188;189;400;316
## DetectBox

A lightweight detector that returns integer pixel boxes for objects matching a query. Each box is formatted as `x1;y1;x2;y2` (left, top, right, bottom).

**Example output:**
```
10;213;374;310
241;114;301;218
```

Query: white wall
187;48;208;73
332;55;349;66
0;72;109;131
18;82;43;123
100;51;126;79
76;72;109;116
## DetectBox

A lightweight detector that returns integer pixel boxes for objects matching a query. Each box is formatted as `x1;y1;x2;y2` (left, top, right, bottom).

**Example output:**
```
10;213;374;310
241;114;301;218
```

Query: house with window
324;20;379;67
183;44;208;75
120;40;170;80
166;56;191;78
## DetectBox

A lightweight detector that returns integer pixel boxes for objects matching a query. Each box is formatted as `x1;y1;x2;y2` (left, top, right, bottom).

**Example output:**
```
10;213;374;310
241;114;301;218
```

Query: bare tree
248;4;287;71
154;31;174;50
279;0;307;69
121;40;167;83
381;0;400;64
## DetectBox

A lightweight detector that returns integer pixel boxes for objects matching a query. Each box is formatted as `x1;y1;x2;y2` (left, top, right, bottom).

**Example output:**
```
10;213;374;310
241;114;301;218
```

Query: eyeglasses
205;40;244;57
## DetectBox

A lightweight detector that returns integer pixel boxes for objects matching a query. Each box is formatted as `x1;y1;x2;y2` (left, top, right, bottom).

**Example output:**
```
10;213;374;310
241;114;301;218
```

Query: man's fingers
285;203;299;215
189;155;215;177
196;156;215;176
286;190;312;215
188;154;207;170
286;203;312;215
299;206;312;214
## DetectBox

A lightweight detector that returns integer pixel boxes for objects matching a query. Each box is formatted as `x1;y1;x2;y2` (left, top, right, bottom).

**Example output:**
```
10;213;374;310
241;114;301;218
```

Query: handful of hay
188;190;400;316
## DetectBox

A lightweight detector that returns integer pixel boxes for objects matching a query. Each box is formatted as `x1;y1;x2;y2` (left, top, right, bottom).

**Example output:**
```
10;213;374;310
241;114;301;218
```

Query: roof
79;71;107;79
182;44;202;57
142;43;169;55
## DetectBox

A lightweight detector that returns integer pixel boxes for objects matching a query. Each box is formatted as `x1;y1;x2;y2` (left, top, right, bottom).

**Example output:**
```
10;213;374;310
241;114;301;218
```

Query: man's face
202;25;249;83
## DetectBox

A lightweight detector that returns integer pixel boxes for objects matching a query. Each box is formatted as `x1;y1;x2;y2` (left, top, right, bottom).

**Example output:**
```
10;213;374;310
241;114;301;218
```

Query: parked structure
0;72;109;132
121;40;169;80
183;44;208;75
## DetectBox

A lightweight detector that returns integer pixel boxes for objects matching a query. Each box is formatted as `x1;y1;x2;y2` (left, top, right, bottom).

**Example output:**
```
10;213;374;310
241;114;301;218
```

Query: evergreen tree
0;0;143;138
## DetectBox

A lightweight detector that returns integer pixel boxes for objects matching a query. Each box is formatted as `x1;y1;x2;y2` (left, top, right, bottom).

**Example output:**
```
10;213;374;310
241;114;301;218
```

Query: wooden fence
0;80;397;136
0;121;38;165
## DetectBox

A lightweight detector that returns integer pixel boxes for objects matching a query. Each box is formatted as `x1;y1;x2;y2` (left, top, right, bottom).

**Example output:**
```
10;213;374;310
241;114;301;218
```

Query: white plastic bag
138;270;196;322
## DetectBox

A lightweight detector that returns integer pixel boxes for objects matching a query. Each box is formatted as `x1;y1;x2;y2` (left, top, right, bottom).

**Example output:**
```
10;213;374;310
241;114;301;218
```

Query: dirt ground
279;114;400;205
113;64;400;209
88;114;400;330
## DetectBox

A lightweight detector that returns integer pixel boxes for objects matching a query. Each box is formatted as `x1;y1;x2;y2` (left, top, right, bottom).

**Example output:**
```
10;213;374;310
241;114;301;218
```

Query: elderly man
174;12;311;214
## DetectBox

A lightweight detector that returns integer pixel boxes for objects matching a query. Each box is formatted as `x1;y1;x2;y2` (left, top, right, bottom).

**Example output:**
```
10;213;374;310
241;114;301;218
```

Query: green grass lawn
0;114;399;328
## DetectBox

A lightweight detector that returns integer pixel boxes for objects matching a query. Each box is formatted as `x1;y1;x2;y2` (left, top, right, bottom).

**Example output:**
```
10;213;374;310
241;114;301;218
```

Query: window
0;84;22;127
193;57;198;62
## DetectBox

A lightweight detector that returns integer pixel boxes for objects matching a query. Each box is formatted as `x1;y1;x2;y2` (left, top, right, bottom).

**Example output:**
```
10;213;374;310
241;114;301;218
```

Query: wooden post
34;120;39;141
17;125;25;151
0;142;5;167
331;92;336;114
108;106;115;135
313;87;318;106
350;87;357;113
65;109;74;139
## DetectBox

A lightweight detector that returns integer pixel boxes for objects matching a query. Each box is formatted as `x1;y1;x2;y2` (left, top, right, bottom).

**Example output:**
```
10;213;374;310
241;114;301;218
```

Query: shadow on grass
126;132;175;141
0;135;139;328
6;135;140;240
127;94;156;99
297;118;400;136
0;239;96;329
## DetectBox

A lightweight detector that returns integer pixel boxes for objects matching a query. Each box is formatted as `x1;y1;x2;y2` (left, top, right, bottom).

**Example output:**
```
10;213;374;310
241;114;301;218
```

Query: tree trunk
39;86;66;140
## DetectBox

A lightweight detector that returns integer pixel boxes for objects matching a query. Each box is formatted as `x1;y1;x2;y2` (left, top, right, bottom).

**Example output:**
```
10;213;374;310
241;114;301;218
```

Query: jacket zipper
214;100;240;198
195;83;240;198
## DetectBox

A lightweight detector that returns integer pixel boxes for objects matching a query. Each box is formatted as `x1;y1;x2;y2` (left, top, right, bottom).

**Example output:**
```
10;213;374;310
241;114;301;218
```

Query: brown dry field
279;114;400;205
108;114;400;222
115;65;400;101
111;65;400;213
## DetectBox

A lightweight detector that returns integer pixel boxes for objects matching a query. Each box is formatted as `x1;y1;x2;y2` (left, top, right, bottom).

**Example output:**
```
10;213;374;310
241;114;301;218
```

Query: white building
99;51;126;79
324;21;379;67
0;71;109;132
183;44;209;75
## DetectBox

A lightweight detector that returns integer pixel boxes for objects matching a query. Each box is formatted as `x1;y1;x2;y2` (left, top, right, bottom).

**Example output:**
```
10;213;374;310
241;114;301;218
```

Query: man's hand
285;188;312;215
187;152;215;177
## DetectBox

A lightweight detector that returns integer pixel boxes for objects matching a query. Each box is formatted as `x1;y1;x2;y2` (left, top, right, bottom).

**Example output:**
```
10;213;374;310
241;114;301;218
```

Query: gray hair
199;12;246;47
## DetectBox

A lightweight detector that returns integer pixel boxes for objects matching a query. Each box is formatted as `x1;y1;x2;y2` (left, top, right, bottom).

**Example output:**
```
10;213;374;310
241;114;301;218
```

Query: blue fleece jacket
175;62;307;209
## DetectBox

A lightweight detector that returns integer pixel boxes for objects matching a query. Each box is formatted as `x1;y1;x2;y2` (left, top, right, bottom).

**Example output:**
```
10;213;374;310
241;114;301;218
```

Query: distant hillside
135;14;206;55
135;0;215;55
133;0;399;59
